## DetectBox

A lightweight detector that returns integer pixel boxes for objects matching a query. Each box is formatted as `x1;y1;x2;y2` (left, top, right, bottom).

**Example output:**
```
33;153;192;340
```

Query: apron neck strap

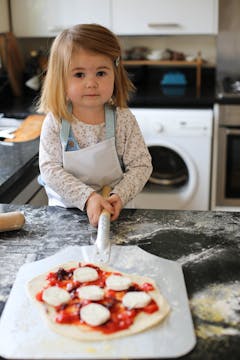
105;104;116;139
60;119;70;150
60;104;116;149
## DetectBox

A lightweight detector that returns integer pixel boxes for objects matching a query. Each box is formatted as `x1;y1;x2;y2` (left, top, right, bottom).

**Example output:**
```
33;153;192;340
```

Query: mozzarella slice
122;291;151;309
77;285;104;301
106;274;132;291
80;303;110;326
73;267;99;282
42;286;71;306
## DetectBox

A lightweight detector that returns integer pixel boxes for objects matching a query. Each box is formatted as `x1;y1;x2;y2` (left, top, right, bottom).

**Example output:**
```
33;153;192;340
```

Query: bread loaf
0;211;25;232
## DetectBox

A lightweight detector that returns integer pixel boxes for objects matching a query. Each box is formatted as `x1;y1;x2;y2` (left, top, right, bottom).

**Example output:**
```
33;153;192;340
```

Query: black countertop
0;204;240;359
0;138;40;203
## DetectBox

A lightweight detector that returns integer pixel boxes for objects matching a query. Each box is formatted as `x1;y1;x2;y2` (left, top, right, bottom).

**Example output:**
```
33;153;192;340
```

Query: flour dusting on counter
112;210;240;245
190;281;240;339
177;247;224;265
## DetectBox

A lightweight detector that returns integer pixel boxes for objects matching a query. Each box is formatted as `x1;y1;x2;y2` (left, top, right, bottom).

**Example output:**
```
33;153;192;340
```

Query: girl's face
67;48;115;111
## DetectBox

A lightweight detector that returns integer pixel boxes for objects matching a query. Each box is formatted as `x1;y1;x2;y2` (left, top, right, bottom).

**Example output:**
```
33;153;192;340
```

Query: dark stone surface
0;138;39;202
0;204;240;359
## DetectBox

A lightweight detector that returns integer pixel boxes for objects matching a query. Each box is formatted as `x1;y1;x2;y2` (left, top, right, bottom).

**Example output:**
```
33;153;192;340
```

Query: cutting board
4;114;45;142
0;245;196;359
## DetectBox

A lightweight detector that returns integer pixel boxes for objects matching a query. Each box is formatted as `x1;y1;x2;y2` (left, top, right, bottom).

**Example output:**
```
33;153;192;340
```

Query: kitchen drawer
11;0;111;37
112;0;218;35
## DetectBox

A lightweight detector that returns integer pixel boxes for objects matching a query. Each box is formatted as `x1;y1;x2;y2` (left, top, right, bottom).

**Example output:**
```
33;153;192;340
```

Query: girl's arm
111;109;153;206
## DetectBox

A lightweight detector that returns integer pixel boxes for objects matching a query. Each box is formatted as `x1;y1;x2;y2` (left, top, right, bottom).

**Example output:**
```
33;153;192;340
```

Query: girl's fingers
102;199;114;214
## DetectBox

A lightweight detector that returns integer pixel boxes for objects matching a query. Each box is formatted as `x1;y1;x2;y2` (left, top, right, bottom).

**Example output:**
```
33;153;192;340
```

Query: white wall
120;35;217;64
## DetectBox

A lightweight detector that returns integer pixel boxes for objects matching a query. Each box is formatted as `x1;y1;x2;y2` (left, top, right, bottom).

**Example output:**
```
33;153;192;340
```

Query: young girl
38;24;152;227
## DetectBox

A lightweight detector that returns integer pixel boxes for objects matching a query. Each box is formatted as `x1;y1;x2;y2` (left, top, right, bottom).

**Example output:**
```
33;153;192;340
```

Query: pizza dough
27;261;170;341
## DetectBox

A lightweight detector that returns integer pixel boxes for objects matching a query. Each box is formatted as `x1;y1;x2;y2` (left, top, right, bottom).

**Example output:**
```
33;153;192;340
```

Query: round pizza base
27;261;170;341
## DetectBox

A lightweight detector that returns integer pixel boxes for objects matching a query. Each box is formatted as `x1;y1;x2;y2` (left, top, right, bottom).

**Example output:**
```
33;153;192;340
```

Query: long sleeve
113;108;152;205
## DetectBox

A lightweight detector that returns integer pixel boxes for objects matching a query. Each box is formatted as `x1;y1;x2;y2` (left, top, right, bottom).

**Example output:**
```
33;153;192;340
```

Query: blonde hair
38;23;134;122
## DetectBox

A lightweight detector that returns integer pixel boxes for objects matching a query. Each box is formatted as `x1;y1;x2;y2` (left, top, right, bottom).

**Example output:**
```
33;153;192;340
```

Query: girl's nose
85;77;98;88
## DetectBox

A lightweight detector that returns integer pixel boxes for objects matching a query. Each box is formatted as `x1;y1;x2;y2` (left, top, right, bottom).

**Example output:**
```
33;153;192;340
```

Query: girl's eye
74;72;85;78
97;71;106;77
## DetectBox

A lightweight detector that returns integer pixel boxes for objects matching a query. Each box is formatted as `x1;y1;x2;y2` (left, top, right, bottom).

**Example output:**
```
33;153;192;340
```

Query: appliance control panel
130;108;213;137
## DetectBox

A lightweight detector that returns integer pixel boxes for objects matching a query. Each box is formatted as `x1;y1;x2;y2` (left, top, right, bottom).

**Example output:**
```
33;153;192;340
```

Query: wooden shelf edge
123;60;215;67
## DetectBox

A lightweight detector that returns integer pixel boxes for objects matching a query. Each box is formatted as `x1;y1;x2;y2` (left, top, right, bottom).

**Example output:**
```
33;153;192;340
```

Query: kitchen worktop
0;138;39;203
0;204;240;359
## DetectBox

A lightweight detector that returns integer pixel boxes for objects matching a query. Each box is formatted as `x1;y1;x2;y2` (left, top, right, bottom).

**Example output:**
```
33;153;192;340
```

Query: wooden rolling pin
0;211;25;232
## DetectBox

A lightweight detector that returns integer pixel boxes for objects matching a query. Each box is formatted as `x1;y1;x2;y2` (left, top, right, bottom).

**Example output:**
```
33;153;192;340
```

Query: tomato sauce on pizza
35;263;159;334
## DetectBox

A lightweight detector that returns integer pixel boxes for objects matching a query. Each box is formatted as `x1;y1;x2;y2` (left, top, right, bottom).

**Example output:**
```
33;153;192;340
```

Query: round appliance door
149;145;189;187
140;140;198;209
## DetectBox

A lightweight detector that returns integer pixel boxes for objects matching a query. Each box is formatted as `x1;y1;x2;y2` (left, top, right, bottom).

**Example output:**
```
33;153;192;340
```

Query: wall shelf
123;57;214;97
123;60;200;66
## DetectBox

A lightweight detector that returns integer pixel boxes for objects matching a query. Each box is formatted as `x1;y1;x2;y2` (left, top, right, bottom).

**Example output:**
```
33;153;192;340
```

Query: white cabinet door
0;0;10;33
11;0;111;37
112;0;218;35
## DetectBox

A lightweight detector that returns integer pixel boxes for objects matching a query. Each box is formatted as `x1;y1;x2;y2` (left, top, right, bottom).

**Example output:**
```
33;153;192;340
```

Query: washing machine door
135;140;198;210
149;145;189;187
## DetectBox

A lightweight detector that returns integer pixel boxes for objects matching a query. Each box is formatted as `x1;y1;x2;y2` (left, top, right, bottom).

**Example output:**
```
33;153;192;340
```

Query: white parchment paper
0;245;196;359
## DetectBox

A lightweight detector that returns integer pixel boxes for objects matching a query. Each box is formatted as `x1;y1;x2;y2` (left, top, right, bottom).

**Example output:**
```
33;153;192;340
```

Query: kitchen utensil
4;114;45;142
0;211;25;232
94;185;112;263
0;245;196;358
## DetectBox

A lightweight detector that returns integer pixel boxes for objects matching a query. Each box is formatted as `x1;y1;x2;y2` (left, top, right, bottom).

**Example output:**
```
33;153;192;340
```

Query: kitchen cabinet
10;0;111;37
0;0;10;33
112;0;218;35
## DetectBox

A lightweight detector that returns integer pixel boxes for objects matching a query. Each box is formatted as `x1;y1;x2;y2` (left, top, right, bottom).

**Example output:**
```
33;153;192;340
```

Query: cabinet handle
148;23;181;29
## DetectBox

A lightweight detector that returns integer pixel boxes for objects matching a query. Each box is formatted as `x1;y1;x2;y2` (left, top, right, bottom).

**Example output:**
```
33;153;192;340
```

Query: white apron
44;105;123;207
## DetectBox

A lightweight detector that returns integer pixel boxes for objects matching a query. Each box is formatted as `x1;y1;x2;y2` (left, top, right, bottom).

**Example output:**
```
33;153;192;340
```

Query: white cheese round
42;286;71;306
80;303;110;326
106;274;132;291
77;285;104;301
73;267;98;282
122;291;151;309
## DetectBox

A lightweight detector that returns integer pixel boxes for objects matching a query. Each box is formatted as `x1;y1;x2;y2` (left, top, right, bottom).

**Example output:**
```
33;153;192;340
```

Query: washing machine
130;108;213;210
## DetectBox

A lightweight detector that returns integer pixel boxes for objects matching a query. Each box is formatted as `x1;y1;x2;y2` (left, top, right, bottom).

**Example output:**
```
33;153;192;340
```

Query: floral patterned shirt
39;107;152;210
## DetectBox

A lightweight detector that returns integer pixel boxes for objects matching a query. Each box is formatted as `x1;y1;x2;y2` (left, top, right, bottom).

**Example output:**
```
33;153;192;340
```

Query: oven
214;104;240;208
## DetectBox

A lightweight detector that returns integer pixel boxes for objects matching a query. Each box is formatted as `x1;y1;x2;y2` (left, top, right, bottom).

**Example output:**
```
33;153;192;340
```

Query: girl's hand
86;192;114;227
108;194;123;221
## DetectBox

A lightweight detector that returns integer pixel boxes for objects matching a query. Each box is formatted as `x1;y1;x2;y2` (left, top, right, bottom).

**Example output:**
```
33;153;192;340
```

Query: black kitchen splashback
126;65;215;108
0;84;38;118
